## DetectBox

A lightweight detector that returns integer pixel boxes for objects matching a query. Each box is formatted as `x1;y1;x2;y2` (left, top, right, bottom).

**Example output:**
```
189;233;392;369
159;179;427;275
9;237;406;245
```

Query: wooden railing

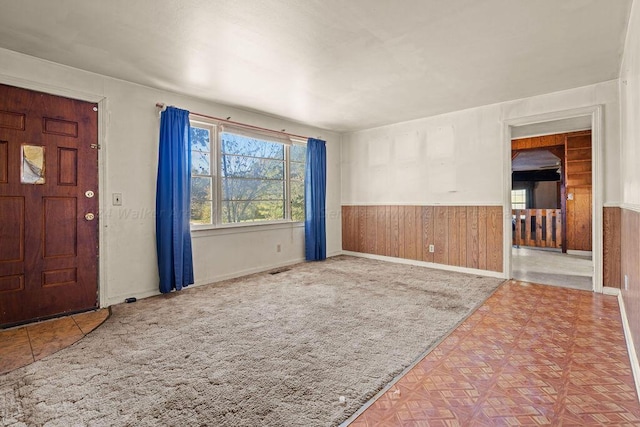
512;209;562;249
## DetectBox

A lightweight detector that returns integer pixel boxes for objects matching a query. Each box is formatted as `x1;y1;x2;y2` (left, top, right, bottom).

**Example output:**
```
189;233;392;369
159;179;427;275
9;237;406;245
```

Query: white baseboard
104;288;161;307
621;203;640;214
567;249;593;257
618;292;640;403
341;251;506;279
193;257;306;288
603;286;621;296
104;257;306;307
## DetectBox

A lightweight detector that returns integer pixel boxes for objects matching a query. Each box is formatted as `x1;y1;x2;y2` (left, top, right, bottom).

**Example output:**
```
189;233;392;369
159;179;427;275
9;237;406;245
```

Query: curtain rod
155;103;312;140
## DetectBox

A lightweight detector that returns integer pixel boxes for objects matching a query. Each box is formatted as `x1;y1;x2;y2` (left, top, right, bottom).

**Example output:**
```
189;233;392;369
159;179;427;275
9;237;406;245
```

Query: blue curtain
156;107;194;293
305;138;327;261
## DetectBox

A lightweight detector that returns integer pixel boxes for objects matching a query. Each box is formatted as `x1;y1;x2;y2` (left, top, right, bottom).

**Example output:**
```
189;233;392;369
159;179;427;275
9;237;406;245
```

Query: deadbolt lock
85;190;94;198
85;213;95;221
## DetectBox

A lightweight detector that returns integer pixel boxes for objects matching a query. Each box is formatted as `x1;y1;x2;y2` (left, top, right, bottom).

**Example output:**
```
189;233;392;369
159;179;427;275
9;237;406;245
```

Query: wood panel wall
603;207;621;288
342;205;503;272
511;133;566;150
621;208;640;358
565;132;592;251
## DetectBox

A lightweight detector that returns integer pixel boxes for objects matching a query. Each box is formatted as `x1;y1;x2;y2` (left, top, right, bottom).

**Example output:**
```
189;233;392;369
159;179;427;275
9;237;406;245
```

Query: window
191;125;214;224
190;121;306;227
289;144;305;222
511;189;526;210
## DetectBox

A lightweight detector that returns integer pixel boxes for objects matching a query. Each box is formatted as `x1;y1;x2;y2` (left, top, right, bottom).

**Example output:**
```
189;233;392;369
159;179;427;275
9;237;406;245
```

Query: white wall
0;47;342;306
342;80;620;206
621;0;640;207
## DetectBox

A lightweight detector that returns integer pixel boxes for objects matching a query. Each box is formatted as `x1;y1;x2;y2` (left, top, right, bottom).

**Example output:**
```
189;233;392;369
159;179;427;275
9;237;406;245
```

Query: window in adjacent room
189;121;306;227
511;189;527;210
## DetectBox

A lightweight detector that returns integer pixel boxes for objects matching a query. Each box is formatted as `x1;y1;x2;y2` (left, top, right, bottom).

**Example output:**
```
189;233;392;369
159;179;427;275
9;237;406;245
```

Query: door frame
502;105;603;293
0;74;108;308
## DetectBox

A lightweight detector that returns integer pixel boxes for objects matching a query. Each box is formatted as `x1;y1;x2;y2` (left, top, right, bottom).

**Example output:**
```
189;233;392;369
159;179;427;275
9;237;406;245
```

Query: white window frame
190;120;217;229
189;119;306;230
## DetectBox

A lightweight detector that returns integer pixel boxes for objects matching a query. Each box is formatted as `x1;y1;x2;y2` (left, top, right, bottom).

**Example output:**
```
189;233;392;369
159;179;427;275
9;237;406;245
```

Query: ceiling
0;0;632;131
512;150;561;172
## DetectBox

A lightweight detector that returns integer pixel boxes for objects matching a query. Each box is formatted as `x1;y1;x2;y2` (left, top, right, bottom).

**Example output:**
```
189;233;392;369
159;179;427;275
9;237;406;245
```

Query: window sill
190;220;304;238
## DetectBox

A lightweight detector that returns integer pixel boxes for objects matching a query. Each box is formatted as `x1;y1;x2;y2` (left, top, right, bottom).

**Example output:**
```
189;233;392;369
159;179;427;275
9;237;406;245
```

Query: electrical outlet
112;193;122;206
429;244;435;253
276;244;281;253
625;274;629;290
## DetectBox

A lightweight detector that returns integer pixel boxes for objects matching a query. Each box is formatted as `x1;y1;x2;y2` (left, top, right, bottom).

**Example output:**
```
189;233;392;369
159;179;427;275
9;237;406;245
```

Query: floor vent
269;268;290;275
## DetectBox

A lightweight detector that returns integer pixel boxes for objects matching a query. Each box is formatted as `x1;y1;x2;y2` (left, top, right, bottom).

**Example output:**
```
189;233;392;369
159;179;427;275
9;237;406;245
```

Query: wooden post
545;209;553;247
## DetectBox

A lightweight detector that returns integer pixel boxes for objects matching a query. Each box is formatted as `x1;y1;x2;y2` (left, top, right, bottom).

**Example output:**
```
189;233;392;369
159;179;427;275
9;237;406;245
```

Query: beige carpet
0;256;502;426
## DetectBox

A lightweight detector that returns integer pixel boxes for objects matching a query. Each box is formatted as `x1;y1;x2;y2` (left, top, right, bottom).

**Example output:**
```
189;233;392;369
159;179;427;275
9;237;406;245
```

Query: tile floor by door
1;283;638;426
0;309;109;375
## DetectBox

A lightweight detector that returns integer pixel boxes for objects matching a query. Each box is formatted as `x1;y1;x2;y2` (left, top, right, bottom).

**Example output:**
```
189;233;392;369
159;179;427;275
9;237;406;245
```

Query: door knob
84;213;95;221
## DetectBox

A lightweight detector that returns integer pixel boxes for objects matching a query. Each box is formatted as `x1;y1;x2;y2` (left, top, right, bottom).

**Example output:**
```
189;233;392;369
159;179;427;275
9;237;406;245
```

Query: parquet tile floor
1;282;638;426
351;281;640;426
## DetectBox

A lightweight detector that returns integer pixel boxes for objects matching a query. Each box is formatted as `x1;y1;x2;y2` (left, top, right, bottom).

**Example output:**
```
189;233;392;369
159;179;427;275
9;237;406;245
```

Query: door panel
0;141;8;182
0;197;24;262
564;132;592;252
566;186;592;251
0;84;98;327
43;197;78;258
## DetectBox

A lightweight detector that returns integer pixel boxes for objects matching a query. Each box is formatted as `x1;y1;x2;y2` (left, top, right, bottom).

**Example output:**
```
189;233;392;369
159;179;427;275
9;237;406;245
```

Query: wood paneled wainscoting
621;207;640;359
603;207;622;288
342;205;503;273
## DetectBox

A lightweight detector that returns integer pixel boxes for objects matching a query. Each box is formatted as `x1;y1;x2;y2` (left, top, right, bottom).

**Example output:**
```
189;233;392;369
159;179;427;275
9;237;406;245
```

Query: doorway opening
507;115;596;291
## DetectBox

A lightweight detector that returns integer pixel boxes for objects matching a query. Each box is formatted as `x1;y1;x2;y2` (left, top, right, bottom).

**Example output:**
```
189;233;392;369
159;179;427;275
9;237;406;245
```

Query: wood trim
618;292;640;404
524;210;532;246
512;209;562;249
341;205;503;273
504;105;603;292
545;209;553;247
512;130;593;253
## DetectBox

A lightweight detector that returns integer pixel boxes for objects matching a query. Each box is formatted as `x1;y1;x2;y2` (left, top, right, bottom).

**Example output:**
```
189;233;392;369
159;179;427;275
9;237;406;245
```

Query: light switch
567;193;574;200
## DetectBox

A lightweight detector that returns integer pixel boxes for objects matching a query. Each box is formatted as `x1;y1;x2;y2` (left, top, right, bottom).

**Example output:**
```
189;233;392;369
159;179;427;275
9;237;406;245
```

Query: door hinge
90;144;101;149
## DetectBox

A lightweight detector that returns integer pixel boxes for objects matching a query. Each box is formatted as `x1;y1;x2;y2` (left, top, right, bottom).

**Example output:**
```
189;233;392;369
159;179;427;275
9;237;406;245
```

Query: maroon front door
0;84;99;327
